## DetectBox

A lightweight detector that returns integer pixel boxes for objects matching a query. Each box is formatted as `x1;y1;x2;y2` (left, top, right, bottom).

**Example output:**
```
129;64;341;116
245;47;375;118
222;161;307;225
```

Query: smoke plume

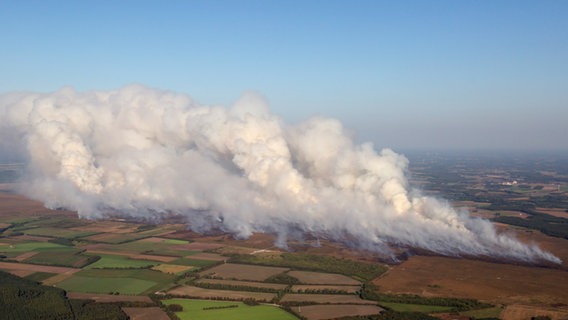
0;85;560;264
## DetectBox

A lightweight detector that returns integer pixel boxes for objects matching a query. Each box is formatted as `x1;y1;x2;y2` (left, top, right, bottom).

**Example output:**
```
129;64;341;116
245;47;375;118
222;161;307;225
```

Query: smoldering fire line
0;85;560;264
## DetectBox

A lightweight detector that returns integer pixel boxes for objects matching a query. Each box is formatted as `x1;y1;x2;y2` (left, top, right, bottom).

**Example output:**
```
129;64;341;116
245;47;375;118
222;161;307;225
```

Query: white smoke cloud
0;85;560;264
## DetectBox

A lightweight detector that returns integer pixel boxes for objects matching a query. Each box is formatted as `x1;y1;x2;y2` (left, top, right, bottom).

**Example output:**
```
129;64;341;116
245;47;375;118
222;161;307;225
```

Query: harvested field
196;279;288;290
178;242;224;251
188;252;227;261
170;257;219;267
200;263;289;281
280;293;377;305
123;307;170;320
373;256;568;305
0;261;80;275
85;253;161;269
24;227;98;239
291;284;360;294
536;208;568;219
291;304;383;320
287;270;360;285
14;251;39;261
5;269;35;277
67;292;153;303
86;250;178;263
71;221;140;234
501;304;568;320
168;285;276;301
152;264;193;274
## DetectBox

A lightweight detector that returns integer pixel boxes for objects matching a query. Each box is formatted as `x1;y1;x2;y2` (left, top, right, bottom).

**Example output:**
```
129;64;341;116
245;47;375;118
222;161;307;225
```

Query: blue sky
1;0;567;150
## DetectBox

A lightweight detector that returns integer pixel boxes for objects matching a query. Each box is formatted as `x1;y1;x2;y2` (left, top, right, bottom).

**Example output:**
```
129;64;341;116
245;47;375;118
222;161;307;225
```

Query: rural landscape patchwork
1;151;567;320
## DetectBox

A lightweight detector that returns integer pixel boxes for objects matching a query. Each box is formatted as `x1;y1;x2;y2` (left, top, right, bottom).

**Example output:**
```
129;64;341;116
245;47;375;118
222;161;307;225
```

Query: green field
161;238;190;245
379;302;453;313
0;241;67;252
24;227;98;239
85;253;160;269
459;307;503;319
0;241;71;258
109;239;198;257
24;248;94;268
56;275;157;295
56;268;175;294
162;299;298;320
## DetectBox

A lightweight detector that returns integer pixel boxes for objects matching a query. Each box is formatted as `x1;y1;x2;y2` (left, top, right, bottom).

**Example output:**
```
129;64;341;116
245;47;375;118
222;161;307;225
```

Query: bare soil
280;293;377;305
199;263;289;281
122;307;170;320
288;270;360;285
291;304;384;320
196;278;287;290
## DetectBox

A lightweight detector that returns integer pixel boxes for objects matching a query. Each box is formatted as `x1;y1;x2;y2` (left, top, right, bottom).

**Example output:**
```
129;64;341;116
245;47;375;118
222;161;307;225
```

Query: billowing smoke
0;85;560;264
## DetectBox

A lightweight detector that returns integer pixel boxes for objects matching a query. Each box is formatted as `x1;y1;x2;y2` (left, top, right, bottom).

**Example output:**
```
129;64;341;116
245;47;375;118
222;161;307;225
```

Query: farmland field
84;253;160;269
168;285;277;301
152;263;194;274
23;227;98;239
171;257;219;267
123;307;170;320
56;275;157;294
291;284;360;293
200;263;289;281
23;248;94;268
291;304;384;320
161;298;298;320
287;270;360;285
196;278;288;291
280;293;377;305
55;268;175;294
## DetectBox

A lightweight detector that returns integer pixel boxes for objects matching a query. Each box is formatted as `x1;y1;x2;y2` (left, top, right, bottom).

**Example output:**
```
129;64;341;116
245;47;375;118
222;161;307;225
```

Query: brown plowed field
122;307;170;320
373;255;568;305
199;263;289;281
0;261;79;274
180;242;225;251
280;293;377;305
168;285;276;301
291;304;384;320
196;279;287;290
288;270;360;285
0;261;80;285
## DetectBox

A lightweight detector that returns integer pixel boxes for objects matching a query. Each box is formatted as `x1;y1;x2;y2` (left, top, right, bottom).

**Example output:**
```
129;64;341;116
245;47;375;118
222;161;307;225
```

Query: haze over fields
1;1;567;263
0;86;560;264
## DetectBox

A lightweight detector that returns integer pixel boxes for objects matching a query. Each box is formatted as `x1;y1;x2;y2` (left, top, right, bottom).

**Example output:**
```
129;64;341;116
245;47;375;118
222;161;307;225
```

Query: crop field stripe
55;275;157;295
162;298;298;320
84;253;160;269
0;241;67;252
